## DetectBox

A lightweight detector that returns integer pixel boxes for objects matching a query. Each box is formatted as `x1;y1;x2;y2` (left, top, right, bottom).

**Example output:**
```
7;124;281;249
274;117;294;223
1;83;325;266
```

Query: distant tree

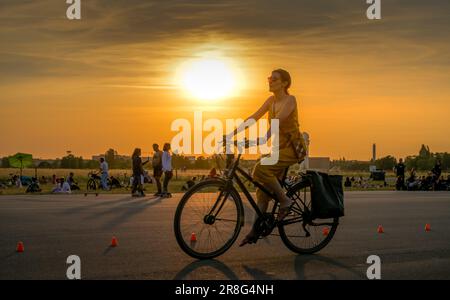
419;144;431;158
405;156;418;170
51;159;61;169
172;154;191;170
1;157;10;168
84;159;99;169
60;154;84;169
105;149;117;168
436;152;450;170
37;161;52;168
405;149;449;172
330;159;371;171
194;156;211;169
375;156;396;170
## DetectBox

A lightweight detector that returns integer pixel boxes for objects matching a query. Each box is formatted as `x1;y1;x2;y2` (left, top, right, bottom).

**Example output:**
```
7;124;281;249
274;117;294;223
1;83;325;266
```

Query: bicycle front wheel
174;179;243;259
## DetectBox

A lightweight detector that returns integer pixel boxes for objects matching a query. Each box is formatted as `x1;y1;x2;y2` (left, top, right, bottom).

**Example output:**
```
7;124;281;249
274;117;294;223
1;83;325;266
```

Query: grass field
0;168;447;195
0;168;212;195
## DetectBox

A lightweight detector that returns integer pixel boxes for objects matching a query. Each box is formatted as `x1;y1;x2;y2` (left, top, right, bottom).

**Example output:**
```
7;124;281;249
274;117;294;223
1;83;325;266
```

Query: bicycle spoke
279;180;338;254
176;181;241;258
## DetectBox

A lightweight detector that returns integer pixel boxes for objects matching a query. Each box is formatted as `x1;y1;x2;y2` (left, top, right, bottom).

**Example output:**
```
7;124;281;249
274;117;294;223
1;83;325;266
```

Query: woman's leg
131;175;139;194
254;187;271;221
239;187;272;246
162;172;168;193
154;175;162;194
264;177;292;208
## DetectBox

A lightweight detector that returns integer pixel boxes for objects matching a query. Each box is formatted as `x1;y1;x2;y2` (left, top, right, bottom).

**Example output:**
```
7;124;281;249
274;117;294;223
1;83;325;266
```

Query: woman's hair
163;143;171;151
273;68;291;94
132;148;141;158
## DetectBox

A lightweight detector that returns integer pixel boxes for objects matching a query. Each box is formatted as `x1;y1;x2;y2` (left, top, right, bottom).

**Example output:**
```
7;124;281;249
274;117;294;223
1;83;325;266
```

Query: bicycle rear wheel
174;179;243;259
278;178;339;254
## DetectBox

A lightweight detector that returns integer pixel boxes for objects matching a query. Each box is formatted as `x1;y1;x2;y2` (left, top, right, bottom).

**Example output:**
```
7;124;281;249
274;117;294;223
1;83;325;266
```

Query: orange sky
1;0;449;160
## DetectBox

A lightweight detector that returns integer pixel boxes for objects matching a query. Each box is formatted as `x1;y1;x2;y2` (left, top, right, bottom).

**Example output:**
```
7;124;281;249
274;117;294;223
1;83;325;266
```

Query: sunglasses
267;76;281;83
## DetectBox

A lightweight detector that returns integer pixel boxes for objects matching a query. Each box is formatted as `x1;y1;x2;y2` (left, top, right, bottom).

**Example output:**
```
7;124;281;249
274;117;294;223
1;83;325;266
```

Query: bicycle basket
307;170;344;219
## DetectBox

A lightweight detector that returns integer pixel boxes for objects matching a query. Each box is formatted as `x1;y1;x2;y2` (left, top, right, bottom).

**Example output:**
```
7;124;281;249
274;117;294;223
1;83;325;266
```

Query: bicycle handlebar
220;135;257;152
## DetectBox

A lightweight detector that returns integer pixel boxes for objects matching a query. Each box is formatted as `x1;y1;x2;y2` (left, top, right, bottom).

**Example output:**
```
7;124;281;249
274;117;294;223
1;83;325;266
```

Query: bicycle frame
208;153;289;221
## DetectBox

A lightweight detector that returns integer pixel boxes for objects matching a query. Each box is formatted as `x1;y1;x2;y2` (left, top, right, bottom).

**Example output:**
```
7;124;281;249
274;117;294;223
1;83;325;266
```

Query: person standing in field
152;144;163;196
99;157;109;190
394;158;406;190
161;143;173;197
431;159;442;190
131;148;145;197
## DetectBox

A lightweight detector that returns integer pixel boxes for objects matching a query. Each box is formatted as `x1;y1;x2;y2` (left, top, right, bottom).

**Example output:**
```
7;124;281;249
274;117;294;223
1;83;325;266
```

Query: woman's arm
226;96;273;139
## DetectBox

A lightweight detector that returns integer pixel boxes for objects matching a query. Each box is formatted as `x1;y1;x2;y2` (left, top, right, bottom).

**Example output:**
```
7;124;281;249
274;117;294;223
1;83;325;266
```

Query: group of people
130;143;173;197
395;159;448;191
344;176;388;189
51;172;80;194
342;159;447;191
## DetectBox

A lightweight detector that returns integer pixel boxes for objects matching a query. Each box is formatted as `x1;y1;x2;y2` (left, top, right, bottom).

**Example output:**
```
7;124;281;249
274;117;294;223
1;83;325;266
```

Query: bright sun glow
179;57;238;101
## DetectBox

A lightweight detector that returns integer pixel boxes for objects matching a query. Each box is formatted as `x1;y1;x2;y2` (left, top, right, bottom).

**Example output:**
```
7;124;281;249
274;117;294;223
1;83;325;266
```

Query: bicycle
86;171;111;191
174;139;339;259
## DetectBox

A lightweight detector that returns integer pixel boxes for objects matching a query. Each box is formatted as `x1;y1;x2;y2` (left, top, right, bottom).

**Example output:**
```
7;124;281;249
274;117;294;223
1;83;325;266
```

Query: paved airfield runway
0;191;449;279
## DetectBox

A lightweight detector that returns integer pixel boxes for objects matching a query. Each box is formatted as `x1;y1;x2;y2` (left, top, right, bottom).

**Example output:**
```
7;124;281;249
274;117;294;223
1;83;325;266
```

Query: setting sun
179;57;238;101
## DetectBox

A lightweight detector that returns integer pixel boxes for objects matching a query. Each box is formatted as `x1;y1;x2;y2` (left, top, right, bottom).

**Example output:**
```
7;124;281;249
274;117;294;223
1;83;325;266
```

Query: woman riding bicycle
225;68;307;246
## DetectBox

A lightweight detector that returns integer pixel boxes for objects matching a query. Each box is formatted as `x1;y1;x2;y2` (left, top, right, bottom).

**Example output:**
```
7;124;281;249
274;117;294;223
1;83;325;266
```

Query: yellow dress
252;97;305;184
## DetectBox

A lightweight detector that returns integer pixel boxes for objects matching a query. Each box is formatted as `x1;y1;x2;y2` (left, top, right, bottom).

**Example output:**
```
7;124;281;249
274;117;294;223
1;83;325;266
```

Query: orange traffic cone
111;236;118;247
377;225;384;234
16;242;24;253
190;232;197;242
425;224;431;232
322;227;329;236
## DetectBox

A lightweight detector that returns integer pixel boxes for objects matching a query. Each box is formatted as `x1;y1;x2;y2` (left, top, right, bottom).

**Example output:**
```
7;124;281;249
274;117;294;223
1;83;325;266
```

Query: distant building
307;157;331;171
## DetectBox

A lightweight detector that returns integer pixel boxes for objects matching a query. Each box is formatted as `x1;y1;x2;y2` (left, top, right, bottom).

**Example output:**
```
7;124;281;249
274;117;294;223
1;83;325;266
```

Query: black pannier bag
307;171;344;219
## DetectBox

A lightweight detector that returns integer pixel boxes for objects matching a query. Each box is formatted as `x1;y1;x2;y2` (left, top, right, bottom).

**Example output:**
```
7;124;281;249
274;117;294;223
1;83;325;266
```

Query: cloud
0;0;448;84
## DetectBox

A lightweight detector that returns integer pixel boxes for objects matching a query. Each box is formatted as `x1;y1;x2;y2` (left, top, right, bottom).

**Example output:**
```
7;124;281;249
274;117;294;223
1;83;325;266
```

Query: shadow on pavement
94;196;164;229
62;195;137;215
173;259;239;280
242;265;277;280
294;254;364;279
241;254;365;279
1;251;19;260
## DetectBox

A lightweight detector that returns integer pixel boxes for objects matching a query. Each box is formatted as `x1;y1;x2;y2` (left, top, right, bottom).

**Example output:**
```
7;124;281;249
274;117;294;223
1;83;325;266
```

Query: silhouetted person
208;168;217;178
161;143;173;197
407;169;418;190
394;158;406;190
110;176;122;189
39;176;48;185
152;144;163;196
431;160;442;188
99;157;109;190
131;148;145;197
344;177;352;188
67;172;80;190
182;177;197;191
